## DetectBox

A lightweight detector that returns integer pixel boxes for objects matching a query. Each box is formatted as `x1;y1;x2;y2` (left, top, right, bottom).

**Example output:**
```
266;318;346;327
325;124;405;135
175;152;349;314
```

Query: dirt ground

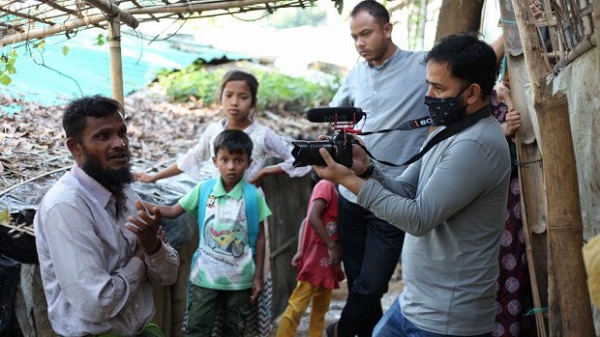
268;267;404;337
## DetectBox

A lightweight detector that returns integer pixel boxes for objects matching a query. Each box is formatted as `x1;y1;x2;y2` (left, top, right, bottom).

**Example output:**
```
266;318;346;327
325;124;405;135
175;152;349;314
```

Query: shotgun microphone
306;107;365;123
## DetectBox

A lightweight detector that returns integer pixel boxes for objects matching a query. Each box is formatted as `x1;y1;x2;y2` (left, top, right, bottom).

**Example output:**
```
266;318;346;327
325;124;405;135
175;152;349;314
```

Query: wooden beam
40;1;80;16
0;6;56;25
552;32;597;72
84;0;139;29
0;0;303;47
0;14;107;47
128;0;297;15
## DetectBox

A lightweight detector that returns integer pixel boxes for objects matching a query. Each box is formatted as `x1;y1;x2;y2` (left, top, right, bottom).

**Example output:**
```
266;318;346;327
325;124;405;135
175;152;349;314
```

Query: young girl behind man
134;69;311;186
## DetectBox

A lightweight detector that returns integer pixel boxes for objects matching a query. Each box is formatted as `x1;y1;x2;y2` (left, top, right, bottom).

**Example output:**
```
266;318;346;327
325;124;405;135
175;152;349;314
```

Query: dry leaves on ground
0;84;329;193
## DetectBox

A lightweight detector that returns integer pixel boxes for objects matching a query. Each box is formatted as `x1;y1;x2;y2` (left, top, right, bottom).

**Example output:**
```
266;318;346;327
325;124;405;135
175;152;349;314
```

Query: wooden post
507;53;550;337
596;0;600;70
498;2;549;333
510;1;594;335
107;15;125;106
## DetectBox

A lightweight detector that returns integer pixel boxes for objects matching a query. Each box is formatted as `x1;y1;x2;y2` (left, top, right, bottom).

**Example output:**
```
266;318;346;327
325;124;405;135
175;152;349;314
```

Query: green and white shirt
179;178;271;290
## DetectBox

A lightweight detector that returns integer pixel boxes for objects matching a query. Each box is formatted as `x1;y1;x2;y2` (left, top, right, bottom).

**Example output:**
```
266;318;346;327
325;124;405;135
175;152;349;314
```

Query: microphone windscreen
307;107;365;123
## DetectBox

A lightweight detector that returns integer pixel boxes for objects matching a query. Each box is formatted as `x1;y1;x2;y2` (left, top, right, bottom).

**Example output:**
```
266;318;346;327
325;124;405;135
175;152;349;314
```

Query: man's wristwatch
357;161;375;179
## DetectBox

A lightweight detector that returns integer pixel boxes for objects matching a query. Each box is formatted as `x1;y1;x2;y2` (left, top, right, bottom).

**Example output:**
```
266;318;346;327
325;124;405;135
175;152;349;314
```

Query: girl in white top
134;69;311;337
134;70;311;185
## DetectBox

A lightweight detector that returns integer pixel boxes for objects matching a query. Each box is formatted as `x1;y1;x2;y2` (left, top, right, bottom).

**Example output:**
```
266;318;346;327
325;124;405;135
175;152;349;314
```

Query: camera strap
360;116;432;135
359;105;492;167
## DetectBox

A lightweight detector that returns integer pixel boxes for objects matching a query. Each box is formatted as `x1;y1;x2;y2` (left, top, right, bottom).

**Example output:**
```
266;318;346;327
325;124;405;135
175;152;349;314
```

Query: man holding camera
315;33;510;336
325;1;430;336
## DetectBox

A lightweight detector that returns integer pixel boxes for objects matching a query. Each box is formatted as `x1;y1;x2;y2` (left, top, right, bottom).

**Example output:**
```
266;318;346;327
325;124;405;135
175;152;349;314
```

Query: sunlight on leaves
0;50;17;86
33;40;46;49
96;34;106;46
0;74;12;86
0;208;11;225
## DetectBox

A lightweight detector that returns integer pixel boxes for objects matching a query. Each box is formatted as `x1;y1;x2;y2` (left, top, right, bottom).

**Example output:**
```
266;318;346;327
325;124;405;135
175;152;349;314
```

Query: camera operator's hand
313;148;366;196
350;138;371;176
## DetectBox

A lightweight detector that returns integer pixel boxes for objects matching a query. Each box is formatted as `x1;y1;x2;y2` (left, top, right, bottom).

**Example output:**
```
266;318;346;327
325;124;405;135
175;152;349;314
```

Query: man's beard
81;151;133;215
81;155;133;191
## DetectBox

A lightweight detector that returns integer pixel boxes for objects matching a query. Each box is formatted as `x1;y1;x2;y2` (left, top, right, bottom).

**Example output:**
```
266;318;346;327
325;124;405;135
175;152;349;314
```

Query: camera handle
358;106;492;167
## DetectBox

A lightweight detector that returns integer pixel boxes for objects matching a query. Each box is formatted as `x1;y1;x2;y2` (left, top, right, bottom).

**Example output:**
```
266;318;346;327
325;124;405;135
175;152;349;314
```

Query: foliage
0;208;10;225
0;49;18;86
267;4;328;28
1;37;73;87
95;34;107;46
156;63;342;113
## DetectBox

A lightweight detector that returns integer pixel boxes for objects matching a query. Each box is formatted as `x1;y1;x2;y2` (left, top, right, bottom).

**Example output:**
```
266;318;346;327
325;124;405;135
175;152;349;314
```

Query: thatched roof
0;0;328;47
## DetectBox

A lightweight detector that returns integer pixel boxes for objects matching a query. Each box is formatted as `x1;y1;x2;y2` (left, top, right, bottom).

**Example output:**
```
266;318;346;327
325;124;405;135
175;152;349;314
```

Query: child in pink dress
276;178;345;337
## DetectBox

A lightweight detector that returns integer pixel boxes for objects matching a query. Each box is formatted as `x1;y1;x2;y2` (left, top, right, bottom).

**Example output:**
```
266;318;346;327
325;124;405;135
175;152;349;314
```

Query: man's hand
124;200;163;255
349;135;372;173
313;135;370;195
312;148;354;184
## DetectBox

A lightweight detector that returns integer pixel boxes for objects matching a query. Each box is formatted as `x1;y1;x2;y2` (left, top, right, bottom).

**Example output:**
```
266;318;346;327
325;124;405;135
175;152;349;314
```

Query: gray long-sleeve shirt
357;115;511;335
331;47;430;202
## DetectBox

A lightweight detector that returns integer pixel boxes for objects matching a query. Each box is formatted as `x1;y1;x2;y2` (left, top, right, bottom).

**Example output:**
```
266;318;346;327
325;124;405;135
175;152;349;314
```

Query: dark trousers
336;195;405;337
186;285;252;337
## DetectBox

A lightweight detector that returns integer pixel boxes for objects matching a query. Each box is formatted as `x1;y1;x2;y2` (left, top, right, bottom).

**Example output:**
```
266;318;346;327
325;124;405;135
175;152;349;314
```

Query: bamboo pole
506;55;549;335
498;1;549;332
0;221;36;236
107;16;125;106
510;0;594;336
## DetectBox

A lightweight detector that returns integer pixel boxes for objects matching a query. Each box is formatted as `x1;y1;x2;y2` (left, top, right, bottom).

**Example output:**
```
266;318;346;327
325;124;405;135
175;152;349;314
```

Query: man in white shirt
34;95;180;337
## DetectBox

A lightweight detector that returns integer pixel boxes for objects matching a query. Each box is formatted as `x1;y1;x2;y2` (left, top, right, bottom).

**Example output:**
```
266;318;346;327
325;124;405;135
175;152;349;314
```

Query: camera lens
291;141;336;167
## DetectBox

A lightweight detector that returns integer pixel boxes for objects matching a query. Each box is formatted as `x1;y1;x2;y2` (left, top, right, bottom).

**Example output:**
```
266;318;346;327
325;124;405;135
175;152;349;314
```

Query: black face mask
423;85;471;126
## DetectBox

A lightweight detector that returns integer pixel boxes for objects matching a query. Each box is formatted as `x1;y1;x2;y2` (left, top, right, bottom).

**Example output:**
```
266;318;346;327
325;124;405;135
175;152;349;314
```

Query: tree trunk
511;0;595;336
434;0;484;42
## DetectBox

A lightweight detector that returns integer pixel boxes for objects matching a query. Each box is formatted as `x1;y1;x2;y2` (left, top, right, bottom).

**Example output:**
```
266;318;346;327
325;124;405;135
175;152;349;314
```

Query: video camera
291;107;365;167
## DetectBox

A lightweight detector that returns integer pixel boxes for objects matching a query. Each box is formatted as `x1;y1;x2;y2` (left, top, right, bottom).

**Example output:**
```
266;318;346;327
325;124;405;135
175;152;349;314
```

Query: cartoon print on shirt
203;214;247;258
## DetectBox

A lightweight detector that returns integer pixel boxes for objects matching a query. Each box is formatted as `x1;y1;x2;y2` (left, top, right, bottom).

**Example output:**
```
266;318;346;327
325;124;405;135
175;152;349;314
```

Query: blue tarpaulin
1;28;252;109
